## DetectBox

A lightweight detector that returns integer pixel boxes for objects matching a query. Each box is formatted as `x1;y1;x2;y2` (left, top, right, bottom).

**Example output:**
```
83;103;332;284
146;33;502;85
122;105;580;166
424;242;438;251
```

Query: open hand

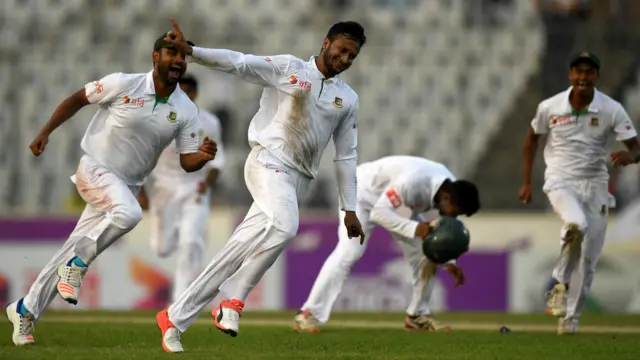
344;211;365;245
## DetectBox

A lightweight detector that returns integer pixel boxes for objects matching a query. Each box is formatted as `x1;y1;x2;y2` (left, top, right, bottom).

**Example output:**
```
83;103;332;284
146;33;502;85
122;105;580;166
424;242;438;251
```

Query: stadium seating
1;0;543;213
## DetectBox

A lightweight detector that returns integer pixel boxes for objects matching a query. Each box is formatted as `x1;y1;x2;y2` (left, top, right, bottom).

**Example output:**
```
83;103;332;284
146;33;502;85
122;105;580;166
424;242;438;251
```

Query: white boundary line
39;317;640;334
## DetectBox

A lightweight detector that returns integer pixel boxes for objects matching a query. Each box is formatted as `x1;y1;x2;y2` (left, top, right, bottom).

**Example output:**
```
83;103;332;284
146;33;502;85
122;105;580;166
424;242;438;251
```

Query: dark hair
441;179;480;217
178;74;198;90
326;21;367;47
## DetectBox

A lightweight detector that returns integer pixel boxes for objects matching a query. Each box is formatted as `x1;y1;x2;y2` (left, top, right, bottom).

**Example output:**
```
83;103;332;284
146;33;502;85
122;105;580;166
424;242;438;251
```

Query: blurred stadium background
1;0;640;316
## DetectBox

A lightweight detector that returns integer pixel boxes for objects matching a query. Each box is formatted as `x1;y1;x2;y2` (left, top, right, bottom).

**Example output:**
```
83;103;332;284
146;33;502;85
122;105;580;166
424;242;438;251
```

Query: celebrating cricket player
294;156;480;333
139;74;225;303
156;18;366;353
519;52;640;334
6;34;217;346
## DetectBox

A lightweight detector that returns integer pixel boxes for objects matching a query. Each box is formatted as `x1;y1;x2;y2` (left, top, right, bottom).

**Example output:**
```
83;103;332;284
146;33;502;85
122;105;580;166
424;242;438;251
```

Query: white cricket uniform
531;86;637;320
168;48;359;332
301;156;456;323
146;109;225;302
23;71;199;318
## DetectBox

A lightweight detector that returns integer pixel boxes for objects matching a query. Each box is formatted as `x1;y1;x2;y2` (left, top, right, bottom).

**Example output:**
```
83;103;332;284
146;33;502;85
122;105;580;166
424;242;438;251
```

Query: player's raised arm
520;103;547;204
29;72;125;156
370;178;428;240
163;18;289;86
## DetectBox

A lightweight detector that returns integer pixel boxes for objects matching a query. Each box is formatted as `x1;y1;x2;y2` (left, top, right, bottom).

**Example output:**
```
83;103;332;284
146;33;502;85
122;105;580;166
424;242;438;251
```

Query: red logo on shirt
626;125;632;130
123;96;130;104
264;57;272;62
288;75;311;91
131;97;145;107
95;81;104;94
386;189;402;208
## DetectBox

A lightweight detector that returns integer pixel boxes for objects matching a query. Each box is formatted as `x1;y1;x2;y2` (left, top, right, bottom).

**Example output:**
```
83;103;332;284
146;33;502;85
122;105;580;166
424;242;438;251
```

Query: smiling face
569;61;599;97
319;34;361;77
153;47;187;85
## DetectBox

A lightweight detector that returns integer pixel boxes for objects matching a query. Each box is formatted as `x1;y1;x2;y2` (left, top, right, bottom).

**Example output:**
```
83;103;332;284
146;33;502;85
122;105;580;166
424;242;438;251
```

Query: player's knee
112;203;143;230
272;217;299;240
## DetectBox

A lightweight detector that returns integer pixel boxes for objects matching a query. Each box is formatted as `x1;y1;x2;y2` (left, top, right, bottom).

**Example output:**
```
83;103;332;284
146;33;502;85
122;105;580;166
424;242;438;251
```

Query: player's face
179;83;198;101
437;193;463;217
154;47;187;85
569;62;599;95
321;35;361;76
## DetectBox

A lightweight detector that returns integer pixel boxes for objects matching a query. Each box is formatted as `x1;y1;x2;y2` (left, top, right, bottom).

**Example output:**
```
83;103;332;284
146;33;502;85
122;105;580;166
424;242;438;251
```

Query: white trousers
301;203;434;323
168;147;310;332
147;185;210;302
23;155;142;318
546;179;610;320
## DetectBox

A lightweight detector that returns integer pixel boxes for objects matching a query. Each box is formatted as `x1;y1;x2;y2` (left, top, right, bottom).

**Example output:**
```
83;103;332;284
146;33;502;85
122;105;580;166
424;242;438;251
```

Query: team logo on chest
590;117;599;127
333;97;343;109
167;111;177;124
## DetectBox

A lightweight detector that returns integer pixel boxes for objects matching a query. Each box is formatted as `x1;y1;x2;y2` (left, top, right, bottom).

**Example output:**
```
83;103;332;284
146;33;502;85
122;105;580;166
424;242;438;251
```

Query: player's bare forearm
40;89;90;136
179;153;211;173
622;137;640;163
522;127;540;185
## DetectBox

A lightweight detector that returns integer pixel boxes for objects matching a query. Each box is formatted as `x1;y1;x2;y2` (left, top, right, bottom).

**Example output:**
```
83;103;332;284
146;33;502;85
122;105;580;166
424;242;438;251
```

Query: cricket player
139;74;226;302
519;52;640;334
5;34;218;346
293;156;480;333
156;19;366;353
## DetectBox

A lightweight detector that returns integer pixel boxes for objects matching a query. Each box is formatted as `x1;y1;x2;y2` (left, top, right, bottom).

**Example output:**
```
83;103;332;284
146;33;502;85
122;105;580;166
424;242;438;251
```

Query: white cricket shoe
156;309;184;353
57;260;88;305
292;309;321;333
213;299;244;337
558;318;578;335
546;283;567;317
5;300;35;346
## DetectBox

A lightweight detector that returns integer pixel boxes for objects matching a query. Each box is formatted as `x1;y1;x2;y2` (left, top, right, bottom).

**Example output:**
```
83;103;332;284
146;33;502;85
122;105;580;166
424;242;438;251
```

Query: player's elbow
179;153;205;173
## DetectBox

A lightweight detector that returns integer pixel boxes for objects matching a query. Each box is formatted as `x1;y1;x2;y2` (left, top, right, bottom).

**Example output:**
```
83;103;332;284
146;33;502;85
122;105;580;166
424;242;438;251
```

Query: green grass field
2;311;640;360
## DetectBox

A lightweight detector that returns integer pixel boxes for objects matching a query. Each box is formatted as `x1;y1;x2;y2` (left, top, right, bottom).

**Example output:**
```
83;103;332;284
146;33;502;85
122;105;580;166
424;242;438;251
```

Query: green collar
571;108;589;116
153;94;169;110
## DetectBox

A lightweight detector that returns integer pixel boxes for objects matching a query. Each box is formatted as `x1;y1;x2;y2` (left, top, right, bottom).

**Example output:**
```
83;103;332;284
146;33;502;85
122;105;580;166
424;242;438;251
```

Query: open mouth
168;64;182;79
576;80;589;90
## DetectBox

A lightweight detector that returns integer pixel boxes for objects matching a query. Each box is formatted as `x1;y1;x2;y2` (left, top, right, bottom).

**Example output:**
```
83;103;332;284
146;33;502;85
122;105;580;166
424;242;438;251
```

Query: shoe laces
62;265;86;287
18;314;35;336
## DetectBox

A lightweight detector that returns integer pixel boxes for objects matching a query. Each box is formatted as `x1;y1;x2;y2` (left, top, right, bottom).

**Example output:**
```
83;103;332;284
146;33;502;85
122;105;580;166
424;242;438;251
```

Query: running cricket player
5;34;217;346
519;52;640;334
294;156;480;333
139;74;225;302
156;18;366;353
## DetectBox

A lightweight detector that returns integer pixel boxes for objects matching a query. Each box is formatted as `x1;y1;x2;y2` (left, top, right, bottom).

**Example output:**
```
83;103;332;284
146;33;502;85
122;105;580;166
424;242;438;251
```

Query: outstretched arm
29;72;125;156
162;18;289;86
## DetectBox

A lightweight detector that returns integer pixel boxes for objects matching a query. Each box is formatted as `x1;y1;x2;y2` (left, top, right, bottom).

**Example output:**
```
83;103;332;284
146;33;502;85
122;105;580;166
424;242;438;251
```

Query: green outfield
2;311;640;360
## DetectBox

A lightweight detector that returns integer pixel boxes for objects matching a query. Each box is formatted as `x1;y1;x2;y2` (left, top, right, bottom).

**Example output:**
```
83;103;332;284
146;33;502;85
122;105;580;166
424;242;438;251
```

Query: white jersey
150;109;225;191
81;71;199;186
358;156;456;239
191;47;358;211
531;87;637;189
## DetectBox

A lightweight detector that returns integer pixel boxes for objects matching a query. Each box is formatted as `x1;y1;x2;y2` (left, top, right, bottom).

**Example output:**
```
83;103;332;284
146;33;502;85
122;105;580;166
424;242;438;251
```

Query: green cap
569;51;601;70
